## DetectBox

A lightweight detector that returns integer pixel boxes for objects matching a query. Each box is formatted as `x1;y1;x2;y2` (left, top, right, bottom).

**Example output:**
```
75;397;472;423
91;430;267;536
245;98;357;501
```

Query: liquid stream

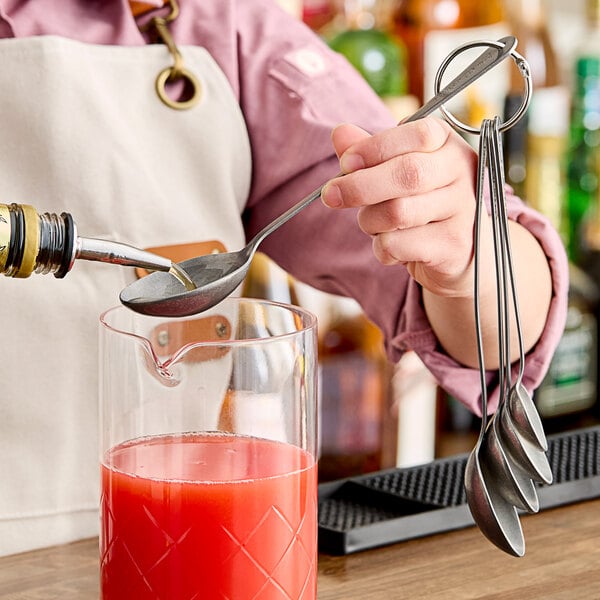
168;263;197;291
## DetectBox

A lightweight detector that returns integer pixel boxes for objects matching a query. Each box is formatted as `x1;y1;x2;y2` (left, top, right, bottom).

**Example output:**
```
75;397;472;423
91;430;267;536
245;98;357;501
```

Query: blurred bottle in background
241;251;299;306
567;0;600;423
524;86;570;240
533;0;600;429
318;295;396;481
566;0;600;264
535;264;599;429
241;253;397;481
328;0;416;120
227;252;304;437
501;0;564;201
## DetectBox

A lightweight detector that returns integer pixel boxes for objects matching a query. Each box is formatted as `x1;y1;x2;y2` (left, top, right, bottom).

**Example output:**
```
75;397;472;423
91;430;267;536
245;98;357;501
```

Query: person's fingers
356;187;457;235
371;217;471;264
323;116;477;210
322;140;468;209
335;117;453;171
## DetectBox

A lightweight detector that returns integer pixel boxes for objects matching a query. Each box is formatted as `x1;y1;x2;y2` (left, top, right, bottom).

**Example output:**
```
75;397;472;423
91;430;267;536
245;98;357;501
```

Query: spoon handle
252;185;324;248
405;35;516;124
251;36;517;249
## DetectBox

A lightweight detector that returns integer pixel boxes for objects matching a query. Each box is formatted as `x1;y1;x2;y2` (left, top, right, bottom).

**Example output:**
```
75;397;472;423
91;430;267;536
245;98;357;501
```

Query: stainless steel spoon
465;441;526;557
506;382;548;451
464;118;527;556
486;118;551;481
499;405;553;485
476;161;539;514
476;117;545;513
483;404;539;513
120;36;518;317
486;122;549;453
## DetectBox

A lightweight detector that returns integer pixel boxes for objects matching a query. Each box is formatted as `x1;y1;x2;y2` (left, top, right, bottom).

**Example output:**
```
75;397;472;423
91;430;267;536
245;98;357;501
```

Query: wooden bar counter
0;498;599;599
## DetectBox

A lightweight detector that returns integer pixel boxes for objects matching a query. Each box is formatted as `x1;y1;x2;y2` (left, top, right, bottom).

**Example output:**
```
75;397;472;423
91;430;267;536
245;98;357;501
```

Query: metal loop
142;0;201;111
135;0;180;32
156;66;202;111
434;39;532;135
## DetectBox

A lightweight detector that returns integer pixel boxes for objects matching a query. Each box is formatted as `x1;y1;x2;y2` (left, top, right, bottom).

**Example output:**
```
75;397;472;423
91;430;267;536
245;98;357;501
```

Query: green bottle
328;0;407;102
566;0;600;264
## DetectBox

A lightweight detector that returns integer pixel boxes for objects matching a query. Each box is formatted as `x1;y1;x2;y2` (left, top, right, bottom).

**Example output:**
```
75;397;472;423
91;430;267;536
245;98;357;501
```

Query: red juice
100;432;317;600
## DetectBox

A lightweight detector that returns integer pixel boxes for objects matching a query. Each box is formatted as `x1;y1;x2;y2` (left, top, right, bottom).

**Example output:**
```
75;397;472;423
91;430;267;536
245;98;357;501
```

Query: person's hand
321;116;481;299
321;116;553;370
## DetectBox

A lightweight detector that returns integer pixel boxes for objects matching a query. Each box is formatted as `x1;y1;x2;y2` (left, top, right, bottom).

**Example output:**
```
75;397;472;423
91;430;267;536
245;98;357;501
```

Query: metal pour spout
0;203;175;278
75;237;172;273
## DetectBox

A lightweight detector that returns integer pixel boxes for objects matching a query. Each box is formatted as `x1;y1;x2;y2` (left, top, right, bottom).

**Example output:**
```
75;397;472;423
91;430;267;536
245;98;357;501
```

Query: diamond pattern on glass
101;496;316;599
221;502;316;599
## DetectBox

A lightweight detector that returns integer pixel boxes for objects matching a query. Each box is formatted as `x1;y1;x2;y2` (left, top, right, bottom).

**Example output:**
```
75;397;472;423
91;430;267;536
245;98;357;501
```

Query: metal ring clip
155;66;202;111
143;1;201;110
434;39;532;135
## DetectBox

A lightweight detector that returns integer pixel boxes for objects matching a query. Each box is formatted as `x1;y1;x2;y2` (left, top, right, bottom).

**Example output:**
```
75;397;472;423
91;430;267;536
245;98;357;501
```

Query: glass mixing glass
99;298;318;600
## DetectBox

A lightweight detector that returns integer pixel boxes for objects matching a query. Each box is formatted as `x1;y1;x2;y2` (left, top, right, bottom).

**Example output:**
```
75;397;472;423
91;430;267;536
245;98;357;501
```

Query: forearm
423;219;552;369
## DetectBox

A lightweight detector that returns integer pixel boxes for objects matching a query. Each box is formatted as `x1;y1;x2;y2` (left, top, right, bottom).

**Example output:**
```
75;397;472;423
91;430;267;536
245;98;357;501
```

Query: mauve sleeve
231;1;569;412
392;192;569;415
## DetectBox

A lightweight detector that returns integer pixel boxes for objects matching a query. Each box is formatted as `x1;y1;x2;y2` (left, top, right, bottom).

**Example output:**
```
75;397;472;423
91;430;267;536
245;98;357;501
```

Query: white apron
0;35;252;556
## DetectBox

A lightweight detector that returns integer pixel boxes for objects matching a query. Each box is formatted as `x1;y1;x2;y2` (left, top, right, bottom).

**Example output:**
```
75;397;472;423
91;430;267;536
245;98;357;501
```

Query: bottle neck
340;0;395;31
588;0;600;27
341;0;381;30
37;211;75;276
0;204;75;279
503;0;546;28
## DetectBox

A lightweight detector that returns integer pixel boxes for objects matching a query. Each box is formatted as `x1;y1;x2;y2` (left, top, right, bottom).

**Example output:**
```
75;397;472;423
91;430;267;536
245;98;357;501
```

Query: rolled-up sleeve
390;190;569;415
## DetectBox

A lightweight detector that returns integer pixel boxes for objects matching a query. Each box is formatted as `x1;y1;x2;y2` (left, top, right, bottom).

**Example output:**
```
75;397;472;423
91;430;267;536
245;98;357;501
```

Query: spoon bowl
120;246;252;317
506;381;548;451
499;404;553;485
482;405;539;513
465;443;526;557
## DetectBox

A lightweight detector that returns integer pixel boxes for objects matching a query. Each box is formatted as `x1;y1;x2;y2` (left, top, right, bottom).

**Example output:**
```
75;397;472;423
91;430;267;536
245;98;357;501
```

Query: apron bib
0;35;251;556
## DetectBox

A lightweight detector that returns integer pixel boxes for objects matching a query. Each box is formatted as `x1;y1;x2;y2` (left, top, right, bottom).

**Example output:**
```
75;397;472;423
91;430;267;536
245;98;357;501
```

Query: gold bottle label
0;204;10;272
16;204;40;278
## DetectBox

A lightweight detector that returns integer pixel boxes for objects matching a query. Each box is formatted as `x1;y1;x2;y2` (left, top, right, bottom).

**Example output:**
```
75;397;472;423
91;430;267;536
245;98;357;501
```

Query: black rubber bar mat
318;425;600;554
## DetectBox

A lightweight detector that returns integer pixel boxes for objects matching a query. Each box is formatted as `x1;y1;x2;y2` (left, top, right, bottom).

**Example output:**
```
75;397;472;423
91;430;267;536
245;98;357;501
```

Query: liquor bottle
524;86;570;239
240;252;397;478
219;252;303;439
241;250;299;305
391;0;510;129
566;0;600;264
318;295;396;481
538;0;600;428
535;263;599;428
0;202;175;279
328;0;410;118
501;0;564;200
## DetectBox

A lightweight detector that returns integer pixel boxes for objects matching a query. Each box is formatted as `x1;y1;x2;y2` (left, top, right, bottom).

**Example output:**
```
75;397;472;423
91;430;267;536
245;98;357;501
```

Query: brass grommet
155;66;201;111
157;329;170;347
215;321;229;338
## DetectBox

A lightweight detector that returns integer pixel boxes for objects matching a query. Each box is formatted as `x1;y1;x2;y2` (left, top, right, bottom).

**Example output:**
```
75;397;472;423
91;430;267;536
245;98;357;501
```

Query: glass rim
99;297;318;349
